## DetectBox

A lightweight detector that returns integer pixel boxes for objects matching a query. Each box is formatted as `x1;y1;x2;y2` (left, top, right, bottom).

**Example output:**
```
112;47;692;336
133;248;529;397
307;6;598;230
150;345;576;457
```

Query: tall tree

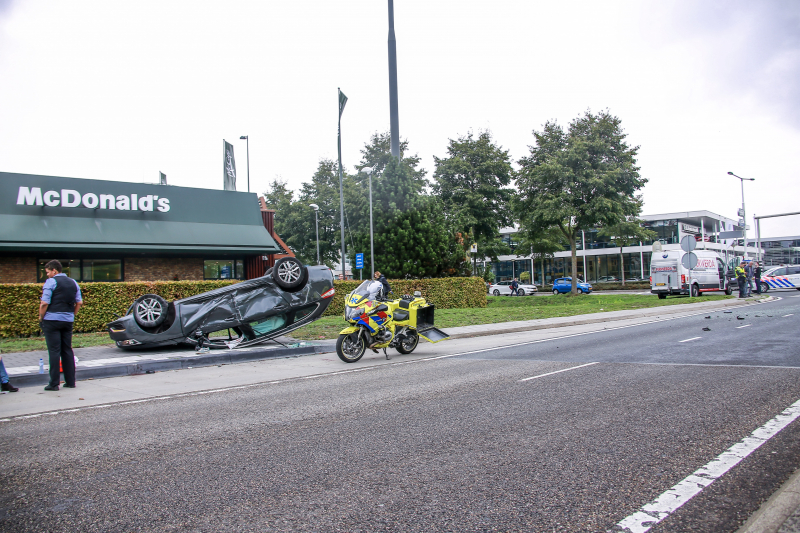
516;110;646;293
597;208;656;286
355;132;427;188
433;131;514;269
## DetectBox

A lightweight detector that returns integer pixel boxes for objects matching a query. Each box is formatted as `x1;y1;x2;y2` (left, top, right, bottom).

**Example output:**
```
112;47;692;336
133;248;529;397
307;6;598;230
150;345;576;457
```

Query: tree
516;110;646;294
433;131;514;271
512;226;566;286
355;132;427;188
598;209;656;286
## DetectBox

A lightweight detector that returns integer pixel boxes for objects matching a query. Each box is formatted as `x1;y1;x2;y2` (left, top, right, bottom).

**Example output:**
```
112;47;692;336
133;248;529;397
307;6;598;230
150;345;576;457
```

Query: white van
650;249;733;299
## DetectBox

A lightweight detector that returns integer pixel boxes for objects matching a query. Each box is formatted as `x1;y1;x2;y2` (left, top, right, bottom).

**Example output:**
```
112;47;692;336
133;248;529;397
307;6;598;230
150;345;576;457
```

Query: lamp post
360;167;375;277
728;171;755;258
239;136;250;192
309;204;320;265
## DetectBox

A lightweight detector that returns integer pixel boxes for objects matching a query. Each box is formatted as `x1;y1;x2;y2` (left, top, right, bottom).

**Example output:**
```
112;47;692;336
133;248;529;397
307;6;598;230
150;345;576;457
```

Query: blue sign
355;253;364;270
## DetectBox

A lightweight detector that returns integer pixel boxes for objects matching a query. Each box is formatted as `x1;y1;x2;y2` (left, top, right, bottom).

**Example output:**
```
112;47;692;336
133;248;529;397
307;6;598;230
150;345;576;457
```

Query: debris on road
702;327;711;331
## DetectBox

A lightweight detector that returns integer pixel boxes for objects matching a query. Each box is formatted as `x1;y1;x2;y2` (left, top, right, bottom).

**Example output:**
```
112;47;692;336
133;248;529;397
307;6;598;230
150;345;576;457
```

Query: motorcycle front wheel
396;332;419;354
336;332;367;363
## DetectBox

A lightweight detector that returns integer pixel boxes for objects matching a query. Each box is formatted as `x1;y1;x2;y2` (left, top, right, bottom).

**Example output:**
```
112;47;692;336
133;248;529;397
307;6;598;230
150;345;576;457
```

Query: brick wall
0;256;37;283
124;258;204;282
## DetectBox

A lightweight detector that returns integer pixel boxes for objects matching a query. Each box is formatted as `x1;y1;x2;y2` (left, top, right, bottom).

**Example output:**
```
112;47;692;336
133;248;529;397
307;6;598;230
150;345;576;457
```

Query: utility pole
387;0;400;159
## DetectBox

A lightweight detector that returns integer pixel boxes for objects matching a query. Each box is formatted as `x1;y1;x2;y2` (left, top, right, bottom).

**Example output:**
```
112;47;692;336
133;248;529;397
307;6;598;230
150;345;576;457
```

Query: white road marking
519;362;599;382
679;337;701;343
736;324;752;329
783;314;794;317
615;397;800;533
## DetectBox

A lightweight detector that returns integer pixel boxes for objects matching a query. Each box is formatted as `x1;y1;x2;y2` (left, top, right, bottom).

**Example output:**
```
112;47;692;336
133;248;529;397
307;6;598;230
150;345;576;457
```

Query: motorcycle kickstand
383;348;390;360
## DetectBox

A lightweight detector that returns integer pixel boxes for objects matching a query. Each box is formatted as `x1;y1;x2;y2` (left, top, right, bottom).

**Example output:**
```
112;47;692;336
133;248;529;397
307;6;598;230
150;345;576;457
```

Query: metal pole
741;177;748;258
701;219;705;249
756;216;761;263
315;210;320;265
246;137;250;193
338;89;346;280
640;241;644;279
369;171;374;277
387;0;400;159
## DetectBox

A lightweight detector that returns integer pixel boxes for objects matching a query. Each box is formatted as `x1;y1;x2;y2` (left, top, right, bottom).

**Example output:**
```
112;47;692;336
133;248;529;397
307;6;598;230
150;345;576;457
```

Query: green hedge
0;280;239;338
325;277;487;317
0;277;487;338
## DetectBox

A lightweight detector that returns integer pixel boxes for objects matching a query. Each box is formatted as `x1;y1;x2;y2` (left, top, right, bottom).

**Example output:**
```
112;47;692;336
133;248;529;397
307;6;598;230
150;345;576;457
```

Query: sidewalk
2;295;765;388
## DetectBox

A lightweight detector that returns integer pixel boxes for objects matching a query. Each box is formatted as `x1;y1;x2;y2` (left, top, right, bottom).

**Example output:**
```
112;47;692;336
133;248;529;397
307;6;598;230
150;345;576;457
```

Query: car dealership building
0;172;286;284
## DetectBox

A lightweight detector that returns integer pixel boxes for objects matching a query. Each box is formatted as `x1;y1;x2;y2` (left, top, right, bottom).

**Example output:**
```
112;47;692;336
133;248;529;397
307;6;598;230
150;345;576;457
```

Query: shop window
38;259;122;282
204;259;245;280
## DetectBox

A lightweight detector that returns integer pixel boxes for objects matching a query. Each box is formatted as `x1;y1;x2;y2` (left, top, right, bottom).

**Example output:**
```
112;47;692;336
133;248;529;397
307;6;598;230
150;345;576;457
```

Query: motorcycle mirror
414;291;421;297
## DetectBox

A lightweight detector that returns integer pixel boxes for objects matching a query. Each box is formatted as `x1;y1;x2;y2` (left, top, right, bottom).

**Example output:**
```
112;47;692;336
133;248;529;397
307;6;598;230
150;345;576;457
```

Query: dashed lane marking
615;397;800;533
736;324;752;329
519;362;599;382
679;337;702;343
783;314;794;317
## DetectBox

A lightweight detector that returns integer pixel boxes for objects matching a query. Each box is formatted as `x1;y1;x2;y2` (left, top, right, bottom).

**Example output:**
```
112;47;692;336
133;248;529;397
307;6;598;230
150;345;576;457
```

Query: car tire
691;284;699;297
272;257;308;292
658;293;667;299
725;284;733;296
133;294;168;329
517;289;525;296
493;289;500;296
553;289;559;295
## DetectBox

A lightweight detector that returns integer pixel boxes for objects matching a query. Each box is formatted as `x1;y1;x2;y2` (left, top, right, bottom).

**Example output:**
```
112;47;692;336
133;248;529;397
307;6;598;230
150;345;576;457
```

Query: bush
325;276;487;317
0;276;487;338
0;280;239;338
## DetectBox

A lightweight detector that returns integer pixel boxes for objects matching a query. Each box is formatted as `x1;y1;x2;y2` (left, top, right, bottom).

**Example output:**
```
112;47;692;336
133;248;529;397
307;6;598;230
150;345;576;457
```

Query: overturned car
108;257;335;350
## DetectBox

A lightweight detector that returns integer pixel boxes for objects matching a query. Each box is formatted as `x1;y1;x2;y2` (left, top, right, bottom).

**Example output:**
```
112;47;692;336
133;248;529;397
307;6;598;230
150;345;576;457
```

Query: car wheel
396;332;419;354
725;284;733;296
553;289;559;295
493;289;500;296
133;294;168;328
272;257;308;292
691;284;699;297
518;289;526;296
658;293;667;299
336;332;366;363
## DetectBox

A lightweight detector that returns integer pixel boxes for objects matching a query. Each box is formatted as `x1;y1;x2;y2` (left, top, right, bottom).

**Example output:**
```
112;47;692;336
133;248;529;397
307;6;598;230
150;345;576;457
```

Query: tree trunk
570;234;578;294
541;256;545;288
620;248;625;287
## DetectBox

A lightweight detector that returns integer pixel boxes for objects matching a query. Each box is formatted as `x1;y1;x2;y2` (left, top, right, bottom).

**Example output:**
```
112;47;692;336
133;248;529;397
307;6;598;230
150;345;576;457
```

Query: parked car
596;276;620;283
108;257;335;350
552;277;593;294
488;280;538;296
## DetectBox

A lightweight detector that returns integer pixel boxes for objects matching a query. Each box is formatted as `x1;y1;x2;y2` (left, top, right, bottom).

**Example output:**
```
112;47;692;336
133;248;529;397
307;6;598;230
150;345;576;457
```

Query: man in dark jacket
373;271;391;300
39;260;82;391
753;261;762;294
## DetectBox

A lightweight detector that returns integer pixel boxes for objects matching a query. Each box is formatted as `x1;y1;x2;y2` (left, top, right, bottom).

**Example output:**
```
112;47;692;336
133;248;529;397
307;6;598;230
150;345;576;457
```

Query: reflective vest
735;266;746;280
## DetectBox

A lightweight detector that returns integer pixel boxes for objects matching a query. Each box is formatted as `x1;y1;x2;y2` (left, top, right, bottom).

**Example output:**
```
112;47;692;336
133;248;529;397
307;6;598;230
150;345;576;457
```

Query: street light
309;203;320;265
239;136;250;192
360;167;375;277
728;171;755;258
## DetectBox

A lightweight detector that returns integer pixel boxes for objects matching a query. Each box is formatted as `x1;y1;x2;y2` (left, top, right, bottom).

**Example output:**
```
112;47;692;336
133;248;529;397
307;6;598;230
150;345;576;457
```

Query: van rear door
651;260;678;292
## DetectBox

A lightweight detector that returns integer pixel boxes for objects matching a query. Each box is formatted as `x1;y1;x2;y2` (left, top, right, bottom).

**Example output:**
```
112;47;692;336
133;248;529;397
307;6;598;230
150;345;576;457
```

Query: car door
716;258;726;290
787;266;800;288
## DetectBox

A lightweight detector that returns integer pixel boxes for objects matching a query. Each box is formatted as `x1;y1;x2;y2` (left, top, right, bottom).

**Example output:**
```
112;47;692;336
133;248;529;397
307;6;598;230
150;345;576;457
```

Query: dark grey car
108;257;335;350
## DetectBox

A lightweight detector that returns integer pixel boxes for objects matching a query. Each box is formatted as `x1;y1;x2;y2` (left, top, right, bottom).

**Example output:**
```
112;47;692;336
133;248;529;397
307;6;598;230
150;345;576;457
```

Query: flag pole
338;88;348;280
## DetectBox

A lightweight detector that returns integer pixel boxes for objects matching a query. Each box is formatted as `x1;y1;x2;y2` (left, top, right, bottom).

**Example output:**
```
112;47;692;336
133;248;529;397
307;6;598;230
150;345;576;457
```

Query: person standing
745;261;754;297
735;261;747;299
39;260;82;391
510;278;519;296
373;271;391;299
753;261;762;295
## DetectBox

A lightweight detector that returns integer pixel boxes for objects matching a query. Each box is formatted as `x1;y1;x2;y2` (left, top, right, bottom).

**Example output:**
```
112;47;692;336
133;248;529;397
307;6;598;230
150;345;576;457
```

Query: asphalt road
2;296;799;532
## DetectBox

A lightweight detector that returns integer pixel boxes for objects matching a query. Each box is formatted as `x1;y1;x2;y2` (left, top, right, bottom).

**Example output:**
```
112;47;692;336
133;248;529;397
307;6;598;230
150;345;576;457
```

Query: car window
249;314;286;336
770;268;787;277
788;266;800;275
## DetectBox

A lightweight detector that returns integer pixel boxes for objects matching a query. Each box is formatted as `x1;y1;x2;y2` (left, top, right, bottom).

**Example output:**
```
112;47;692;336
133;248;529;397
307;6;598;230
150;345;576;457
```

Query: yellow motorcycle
336;280;450;363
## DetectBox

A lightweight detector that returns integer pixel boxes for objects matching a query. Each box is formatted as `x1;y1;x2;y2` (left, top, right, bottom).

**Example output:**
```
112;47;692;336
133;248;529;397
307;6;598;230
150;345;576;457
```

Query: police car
759;265;800;292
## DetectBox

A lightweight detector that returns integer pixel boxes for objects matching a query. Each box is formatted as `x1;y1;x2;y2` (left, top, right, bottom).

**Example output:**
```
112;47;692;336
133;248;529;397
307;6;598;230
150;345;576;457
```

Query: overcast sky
1;0;798;238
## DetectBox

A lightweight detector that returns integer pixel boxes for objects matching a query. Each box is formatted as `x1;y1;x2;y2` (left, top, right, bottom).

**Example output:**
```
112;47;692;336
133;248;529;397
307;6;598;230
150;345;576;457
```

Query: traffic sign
680;235;696;252
681;252;698;269
355;253;364;270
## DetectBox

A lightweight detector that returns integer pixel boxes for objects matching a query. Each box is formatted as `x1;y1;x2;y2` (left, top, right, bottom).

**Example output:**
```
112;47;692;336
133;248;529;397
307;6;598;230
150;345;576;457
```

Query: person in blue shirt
39;260;83;391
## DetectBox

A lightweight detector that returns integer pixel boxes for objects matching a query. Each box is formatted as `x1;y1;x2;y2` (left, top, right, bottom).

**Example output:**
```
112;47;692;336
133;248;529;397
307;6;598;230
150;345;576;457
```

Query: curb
448;297;770;340
11;343;329;388
737;467;800;533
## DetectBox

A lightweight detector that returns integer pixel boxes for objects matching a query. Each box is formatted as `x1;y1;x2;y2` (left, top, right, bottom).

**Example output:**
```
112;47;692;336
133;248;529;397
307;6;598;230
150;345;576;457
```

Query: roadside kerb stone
737;467;800;533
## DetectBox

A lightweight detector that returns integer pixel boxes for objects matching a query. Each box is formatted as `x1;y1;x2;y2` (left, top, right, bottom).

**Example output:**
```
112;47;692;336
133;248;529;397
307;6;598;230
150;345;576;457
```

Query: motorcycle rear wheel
336;333;366;363
396;332;419;354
